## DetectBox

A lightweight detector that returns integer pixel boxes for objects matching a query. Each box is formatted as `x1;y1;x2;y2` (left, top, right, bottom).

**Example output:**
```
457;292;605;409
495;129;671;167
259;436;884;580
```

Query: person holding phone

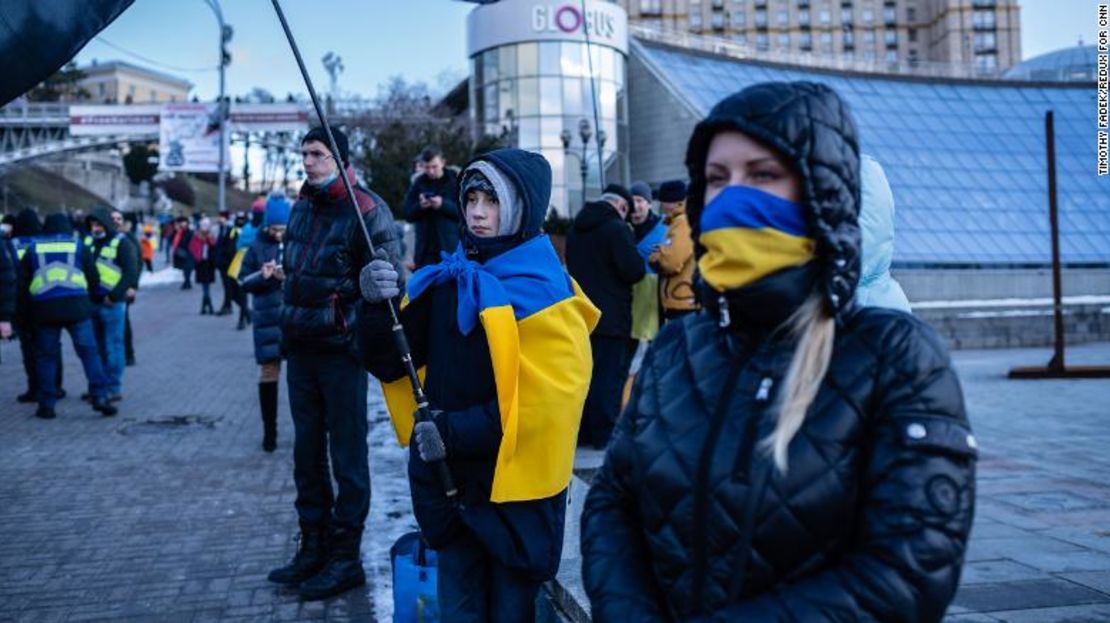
239;197;290;453
403;145;460;269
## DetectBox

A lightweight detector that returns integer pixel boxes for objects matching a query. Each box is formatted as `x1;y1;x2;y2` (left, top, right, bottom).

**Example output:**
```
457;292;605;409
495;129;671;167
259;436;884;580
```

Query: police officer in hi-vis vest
84;208;138;404
19;214;117;419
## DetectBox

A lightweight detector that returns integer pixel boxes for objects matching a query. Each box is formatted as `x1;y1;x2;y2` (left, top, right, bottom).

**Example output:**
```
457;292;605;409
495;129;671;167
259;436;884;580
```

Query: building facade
76;61;192;105
467;0;630;216
618;0;1020;75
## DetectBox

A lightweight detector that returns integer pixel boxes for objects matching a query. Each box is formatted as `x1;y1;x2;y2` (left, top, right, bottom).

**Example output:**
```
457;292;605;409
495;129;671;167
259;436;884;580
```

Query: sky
74;0;1098;103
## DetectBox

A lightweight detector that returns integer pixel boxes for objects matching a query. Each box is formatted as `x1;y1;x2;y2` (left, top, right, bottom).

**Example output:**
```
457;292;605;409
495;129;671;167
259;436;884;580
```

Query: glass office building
627;37;1107;269
467;1;629;216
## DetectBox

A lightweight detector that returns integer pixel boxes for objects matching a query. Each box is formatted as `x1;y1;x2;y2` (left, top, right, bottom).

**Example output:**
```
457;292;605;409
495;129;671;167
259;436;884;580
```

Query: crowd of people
1;80;975;621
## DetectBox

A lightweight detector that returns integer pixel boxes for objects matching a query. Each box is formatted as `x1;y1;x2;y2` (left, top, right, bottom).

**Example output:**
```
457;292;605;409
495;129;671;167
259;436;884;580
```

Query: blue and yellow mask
698;185;815;292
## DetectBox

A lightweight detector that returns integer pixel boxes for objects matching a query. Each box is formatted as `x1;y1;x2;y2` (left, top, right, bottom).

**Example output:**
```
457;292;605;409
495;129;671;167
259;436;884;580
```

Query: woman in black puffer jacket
581;82;977;622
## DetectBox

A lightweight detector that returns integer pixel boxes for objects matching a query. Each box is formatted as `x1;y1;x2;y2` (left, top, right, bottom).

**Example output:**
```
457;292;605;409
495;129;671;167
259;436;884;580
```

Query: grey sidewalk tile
953;578;1110;613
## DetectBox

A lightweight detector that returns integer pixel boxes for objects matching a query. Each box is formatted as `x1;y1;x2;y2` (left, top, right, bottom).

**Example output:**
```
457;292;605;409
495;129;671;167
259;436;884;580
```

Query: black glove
359;249;400;303
413;415;446;463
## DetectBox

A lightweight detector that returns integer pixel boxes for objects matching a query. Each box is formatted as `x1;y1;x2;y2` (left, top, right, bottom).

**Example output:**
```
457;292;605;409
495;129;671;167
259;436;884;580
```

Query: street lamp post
561;118;608;214
204;0;231;214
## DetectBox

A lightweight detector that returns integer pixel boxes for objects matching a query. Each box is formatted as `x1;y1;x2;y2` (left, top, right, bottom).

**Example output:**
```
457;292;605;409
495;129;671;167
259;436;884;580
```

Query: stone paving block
953;578;1109;613
1060;571;1110;595
960;559;1050;585
1005;549;1110;574
978;603;1110;622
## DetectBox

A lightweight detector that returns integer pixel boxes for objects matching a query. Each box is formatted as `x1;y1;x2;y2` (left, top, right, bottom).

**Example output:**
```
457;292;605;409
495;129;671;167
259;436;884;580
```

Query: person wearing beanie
566;183;645;449
649;179;700;321
625;181;667;399
267;125;402;601
238;198;289;453
403;145;461;269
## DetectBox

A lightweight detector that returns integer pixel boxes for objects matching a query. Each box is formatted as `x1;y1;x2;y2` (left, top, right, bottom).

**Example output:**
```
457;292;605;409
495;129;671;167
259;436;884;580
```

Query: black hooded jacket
403;167;461;268
281;165;402;356
85;207;139;303
565;201;646;338
581;82;976;622
360;149;568;580
19;214;98;326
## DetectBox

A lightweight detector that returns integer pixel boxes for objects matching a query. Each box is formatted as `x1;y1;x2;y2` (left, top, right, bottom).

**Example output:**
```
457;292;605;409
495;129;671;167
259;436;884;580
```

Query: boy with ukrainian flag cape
358;148;599;621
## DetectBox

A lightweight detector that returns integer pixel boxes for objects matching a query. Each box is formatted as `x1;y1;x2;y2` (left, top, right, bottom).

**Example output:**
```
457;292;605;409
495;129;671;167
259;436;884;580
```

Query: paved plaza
1;272;1109;622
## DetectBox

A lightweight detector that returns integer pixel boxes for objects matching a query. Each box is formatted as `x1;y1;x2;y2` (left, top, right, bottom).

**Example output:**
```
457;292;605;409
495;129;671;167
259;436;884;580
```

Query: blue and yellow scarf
698;185;815;291
381;234;600;503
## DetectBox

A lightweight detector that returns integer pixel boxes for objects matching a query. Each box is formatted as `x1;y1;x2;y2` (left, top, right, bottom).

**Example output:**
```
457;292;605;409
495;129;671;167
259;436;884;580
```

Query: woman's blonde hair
763;293;836;473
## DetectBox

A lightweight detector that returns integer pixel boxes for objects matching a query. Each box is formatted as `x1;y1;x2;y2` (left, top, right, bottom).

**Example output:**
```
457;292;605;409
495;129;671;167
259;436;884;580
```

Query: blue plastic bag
391;531;439;623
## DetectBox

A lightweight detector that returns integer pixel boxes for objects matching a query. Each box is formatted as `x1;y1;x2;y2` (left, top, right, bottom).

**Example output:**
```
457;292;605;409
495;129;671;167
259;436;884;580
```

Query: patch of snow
138;268;183;288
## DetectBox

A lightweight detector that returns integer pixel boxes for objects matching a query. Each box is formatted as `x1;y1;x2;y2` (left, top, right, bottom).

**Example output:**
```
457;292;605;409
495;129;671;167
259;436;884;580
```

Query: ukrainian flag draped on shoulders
381;234;599;503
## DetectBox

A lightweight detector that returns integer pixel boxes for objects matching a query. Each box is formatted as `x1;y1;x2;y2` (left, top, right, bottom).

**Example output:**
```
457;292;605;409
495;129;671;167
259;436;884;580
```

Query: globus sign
531;4;617;41
467;0;628;57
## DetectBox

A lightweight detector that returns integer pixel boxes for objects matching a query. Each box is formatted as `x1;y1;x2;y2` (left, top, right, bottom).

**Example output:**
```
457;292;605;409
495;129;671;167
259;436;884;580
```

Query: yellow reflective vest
84;234;123;297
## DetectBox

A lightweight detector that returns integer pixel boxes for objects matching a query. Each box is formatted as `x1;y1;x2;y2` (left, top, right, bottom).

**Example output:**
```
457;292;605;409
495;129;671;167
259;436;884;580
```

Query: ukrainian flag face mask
698;185;816;292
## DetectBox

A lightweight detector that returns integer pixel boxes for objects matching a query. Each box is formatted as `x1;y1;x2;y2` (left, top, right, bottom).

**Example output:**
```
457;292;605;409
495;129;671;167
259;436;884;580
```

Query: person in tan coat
648;180;699;321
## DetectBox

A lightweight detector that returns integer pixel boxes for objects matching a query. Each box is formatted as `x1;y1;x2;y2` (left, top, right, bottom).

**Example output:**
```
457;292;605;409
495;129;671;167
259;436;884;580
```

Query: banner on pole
158;103;224;172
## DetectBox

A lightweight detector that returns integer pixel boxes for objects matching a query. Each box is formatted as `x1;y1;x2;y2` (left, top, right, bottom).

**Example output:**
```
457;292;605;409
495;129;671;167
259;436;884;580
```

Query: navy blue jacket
403;168;460;268
239;231;284;365
361;149;566;581
0;238;16;322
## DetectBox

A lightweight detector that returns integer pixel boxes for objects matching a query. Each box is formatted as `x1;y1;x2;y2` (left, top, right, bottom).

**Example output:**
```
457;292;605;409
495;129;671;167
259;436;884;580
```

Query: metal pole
580;143;588;211
269;0;456;498
206;0;228;215
1046;110;1065;372
580;0;606;190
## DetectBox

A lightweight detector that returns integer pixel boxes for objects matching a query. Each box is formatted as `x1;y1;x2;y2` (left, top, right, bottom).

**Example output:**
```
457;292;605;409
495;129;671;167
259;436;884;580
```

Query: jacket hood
857;154;911;312
86;207;117;235
458;148;551;259
684;81;861;321
13;209;42;238
42;213;74;235
573;200;621;233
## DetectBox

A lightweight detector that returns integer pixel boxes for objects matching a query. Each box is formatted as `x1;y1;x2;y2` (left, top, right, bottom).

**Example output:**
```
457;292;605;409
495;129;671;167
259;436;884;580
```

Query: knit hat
250;197;266;214
460;160;522;237
630;181;652;202
658;180;687;203
601;183;634;209
302;126;349;165
264;195;291;227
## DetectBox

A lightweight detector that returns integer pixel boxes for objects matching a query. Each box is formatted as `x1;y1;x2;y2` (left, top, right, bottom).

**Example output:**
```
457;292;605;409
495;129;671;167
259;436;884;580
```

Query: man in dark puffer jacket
267;127;402;601
581;82;976;622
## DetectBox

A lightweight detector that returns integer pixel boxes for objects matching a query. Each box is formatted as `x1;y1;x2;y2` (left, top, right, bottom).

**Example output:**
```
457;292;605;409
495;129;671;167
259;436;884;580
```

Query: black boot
17;391;36;403
34;406;56;419
259;381;278;452
92;397;118;417
236;314;247;331
268;523;328;586
298;526;365;601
